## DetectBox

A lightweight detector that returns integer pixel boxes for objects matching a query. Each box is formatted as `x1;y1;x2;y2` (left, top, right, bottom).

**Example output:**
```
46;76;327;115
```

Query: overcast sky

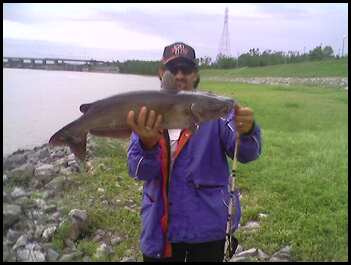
3;3;348;61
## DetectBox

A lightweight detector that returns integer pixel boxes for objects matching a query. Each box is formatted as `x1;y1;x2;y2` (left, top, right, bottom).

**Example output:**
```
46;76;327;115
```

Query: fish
49;71;236;161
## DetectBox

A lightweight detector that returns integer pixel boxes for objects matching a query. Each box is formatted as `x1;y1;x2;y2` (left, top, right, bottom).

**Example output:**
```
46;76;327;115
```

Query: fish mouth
176;81;187;90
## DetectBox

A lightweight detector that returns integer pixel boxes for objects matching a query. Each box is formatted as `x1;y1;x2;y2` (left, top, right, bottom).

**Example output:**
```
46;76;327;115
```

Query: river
3;69;160;157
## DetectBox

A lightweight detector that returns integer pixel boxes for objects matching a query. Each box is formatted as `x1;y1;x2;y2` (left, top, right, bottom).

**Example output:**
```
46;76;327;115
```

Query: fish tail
49;123;88;161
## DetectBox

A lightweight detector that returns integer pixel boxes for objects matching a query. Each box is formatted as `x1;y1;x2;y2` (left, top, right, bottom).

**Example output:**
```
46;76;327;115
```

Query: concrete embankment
203;76;348;88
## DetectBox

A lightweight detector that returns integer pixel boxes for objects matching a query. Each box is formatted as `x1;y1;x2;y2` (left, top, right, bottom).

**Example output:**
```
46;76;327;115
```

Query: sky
3;3;349;62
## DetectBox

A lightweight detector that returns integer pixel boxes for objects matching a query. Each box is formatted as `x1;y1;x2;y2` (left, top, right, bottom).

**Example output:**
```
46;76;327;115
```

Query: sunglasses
166;64;195;75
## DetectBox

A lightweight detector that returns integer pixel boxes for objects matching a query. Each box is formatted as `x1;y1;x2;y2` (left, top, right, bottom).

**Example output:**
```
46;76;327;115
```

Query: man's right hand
126;106;163;150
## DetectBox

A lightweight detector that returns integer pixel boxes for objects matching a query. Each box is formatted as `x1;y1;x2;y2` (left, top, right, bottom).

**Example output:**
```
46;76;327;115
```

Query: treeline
113;60;160;76
112;45;345;75
202;45;340;69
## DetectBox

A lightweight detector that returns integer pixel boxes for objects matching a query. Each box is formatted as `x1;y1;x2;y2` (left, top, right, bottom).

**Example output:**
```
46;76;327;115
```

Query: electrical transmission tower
217;7;231;58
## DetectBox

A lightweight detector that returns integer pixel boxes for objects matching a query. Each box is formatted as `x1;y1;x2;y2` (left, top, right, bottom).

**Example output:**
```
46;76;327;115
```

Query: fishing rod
224;131;240;262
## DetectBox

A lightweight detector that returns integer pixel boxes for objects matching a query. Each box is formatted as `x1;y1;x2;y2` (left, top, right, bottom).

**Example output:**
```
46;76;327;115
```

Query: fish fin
90;128;132;138
188;123;199;134
79;103;93;113
68;133;88;161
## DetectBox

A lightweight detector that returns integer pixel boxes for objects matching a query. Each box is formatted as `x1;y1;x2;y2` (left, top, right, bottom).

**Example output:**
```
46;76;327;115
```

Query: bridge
3;57;119;73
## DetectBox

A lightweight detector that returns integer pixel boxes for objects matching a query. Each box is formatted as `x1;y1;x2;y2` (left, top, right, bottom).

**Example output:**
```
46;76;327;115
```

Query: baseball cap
162;42;197;67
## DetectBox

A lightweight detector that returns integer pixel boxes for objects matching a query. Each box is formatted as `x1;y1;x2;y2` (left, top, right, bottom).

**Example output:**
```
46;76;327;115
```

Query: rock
59;251;83;262
257;249;269;261
46;248;60;261
229;256;253;262
235;248;257;258
29;208;44;222
124;206;136;213
44;204;57;214
64;239;77;249
269;246;291;262
60;167;73;175
42;225;57;241
6;229;21;245
98;188;105;193
3;242;10;262
34;164;56;181
95;242;113;259
3;191;11;203
258;213;269;219
3;203;22;228
16;244;46;262
13;218;34;232
34;198;47;209
34;225;46;239
92;229;106;242
54;157;68;168
53;149;66;159
51;211;61;223
111;235;123;246
232;244;243;256
241;221;260;230
11;187;29;199
3;152;27;170
12;234;28;250
45;175;66;193
69;209;88;223
3;174;8;182
67;153;76;161
66;209;89;241
9;163;35;184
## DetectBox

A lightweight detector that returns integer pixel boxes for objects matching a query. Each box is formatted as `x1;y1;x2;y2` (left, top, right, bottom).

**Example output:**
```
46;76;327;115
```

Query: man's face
165;61;197;91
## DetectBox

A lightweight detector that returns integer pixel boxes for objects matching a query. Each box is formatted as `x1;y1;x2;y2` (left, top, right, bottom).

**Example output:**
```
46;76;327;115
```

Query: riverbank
3;79;348;261
3;136;141;262
3;135;293;262
202;76;348;88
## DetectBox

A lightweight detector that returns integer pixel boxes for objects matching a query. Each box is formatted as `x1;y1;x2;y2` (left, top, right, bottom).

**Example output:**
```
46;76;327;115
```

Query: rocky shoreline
3;138;133;262
203;76;348;89
3;138;292;262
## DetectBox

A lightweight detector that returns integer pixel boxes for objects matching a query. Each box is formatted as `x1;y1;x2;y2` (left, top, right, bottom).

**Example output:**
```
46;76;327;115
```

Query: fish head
161;70;177;91
190;91;235;123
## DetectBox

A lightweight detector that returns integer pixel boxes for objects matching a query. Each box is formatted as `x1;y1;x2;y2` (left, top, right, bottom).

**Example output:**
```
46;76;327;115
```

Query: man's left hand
234;105;254;135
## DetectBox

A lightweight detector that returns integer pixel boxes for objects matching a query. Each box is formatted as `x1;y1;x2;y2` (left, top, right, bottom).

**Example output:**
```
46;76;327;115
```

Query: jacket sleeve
219;109;262;163
127;131;162;181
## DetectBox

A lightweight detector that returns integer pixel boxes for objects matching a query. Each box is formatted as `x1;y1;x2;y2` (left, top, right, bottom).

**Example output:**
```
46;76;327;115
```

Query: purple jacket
127;110;262;258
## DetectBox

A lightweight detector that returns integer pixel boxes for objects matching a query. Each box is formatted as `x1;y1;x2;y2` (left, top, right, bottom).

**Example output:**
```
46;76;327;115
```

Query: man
126;42;262;262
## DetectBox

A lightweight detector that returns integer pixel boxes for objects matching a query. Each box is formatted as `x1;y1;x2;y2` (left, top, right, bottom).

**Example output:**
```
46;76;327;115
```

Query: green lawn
200;81;348;261
58;80;348;261
201;58;348;78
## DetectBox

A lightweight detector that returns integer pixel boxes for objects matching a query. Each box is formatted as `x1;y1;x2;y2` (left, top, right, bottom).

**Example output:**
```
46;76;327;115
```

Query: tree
309;46;324;60
322;46;334;58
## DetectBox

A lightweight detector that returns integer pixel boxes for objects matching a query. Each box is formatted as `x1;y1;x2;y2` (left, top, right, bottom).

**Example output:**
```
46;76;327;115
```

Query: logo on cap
171;43;189;56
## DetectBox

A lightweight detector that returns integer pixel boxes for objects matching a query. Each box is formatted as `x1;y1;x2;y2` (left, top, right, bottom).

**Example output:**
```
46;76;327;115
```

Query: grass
57;137;143;261
57;79;348;261
201;58;348;78
200;81;348;261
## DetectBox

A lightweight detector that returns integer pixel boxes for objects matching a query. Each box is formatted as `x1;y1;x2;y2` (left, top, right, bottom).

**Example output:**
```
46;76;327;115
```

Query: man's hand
126;106;163;150
234;104;254;135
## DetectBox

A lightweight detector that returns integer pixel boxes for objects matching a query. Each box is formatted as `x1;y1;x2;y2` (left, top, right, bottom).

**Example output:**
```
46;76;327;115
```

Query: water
3;69;160;157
